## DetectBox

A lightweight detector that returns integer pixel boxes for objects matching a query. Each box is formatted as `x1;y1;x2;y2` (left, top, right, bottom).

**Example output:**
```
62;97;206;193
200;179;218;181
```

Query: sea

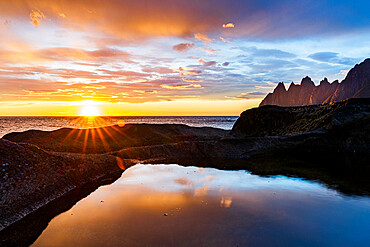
0;116;238;138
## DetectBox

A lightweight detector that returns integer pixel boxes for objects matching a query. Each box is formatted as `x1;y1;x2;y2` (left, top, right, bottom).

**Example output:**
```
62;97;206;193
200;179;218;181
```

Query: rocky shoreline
0;140;137;231
1;98;370;246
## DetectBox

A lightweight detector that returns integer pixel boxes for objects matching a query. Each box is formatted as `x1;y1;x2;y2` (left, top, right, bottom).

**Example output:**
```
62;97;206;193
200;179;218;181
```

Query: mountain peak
319;78;330;86
288;82;296;90
259;58;370;107
273;82;286;93
301;76;315;87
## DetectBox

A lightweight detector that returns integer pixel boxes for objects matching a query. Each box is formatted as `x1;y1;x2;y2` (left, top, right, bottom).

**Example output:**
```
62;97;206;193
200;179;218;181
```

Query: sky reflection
32;164;370;247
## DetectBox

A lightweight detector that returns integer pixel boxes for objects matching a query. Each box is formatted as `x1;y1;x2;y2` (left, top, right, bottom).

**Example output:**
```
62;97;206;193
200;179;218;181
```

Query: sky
0;0;369;116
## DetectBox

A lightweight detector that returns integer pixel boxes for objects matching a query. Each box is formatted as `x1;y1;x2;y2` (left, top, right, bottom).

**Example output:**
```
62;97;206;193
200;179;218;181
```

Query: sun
79;105;101;117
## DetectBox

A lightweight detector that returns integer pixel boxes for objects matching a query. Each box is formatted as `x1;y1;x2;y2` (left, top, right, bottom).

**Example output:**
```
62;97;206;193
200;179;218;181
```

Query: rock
0;139;135;231
3;124;227;154
260;58;370;107
234;98;370;136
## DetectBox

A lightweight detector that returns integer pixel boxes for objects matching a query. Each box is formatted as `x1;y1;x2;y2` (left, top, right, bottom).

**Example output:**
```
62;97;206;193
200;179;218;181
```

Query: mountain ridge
260;58;370;107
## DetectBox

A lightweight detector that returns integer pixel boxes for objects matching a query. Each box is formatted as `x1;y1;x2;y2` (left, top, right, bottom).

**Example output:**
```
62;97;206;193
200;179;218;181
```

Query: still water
32;164;370;247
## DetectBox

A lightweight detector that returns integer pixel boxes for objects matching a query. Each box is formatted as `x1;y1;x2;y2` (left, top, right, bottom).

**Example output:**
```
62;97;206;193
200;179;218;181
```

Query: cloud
0;0;369;41
198;47;217;54
173;42;195;52
309;52;338;62
226;91;266;100
161;84;202;90
0;46;133;65
241;46;296;58
181;78;202;83
142;66;174;74
222;23;235;28
194;33;213;44
308;52;357;65
336;69;349;77
246;59;298;72
198;58;217;67
3;20;11;25
219;37;232;44
37;47;131;62
174;67;202;75
29;10;45;26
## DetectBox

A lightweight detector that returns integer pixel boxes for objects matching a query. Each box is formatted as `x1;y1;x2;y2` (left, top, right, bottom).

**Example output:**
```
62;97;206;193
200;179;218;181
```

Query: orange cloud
29;10;45;26
174;67;202;75
222;23;235;28
0;47;132;65
0;0;363;42
173;42;195;52
38;47;131;61
1;0;225;40
194;33;213;44
161;84;202;90
198;47;217;54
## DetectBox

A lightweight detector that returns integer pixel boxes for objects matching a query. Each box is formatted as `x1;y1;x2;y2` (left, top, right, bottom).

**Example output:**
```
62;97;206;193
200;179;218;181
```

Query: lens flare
117;120;126;127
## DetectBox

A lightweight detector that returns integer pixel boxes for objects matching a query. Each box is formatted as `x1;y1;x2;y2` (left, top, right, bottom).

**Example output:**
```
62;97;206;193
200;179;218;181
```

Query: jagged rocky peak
301;76;315;87
288;81;296;89
320;78;330;86
274;82;286;92
259;58;370;107
332;80;339;85
343;59;370;83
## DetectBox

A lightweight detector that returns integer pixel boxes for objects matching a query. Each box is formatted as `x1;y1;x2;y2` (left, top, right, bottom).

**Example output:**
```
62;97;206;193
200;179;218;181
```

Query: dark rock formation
234;98;370;136
3;124;227;154
0;139;135;232
311;78;339;104
330;58;370;101
260;58;370;107
232;98;370;171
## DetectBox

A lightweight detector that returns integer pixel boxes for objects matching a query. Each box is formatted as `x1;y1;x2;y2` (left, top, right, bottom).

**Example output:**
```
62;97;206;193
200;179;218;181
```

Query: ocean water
0;116;238;138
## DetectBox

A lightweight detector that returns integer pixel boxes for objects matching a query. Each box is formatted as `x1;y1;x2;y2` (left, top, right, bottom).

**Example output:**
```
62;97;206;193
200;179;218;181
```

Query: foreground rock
0;139;135;232
260;58;370;106
3;124;227;154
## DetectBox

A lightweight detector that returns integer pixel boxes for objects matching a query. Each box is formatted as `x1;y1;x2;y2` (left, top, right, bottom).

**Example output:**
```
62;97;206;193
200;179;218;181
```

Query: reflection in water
32;164;370;247
220;196;232;208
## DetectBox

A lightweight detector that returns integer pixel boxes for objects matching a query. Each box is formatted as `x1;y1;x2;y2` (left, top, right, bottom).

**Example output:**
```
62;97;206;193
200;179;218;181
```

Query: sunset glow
79;106;101;117
0;1;369;116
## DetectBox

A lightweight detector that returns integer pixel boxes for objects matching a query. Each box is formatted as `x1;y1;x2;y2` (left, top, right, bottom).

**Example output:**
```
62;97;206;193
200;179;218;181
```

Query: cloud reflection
32;164;370;247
